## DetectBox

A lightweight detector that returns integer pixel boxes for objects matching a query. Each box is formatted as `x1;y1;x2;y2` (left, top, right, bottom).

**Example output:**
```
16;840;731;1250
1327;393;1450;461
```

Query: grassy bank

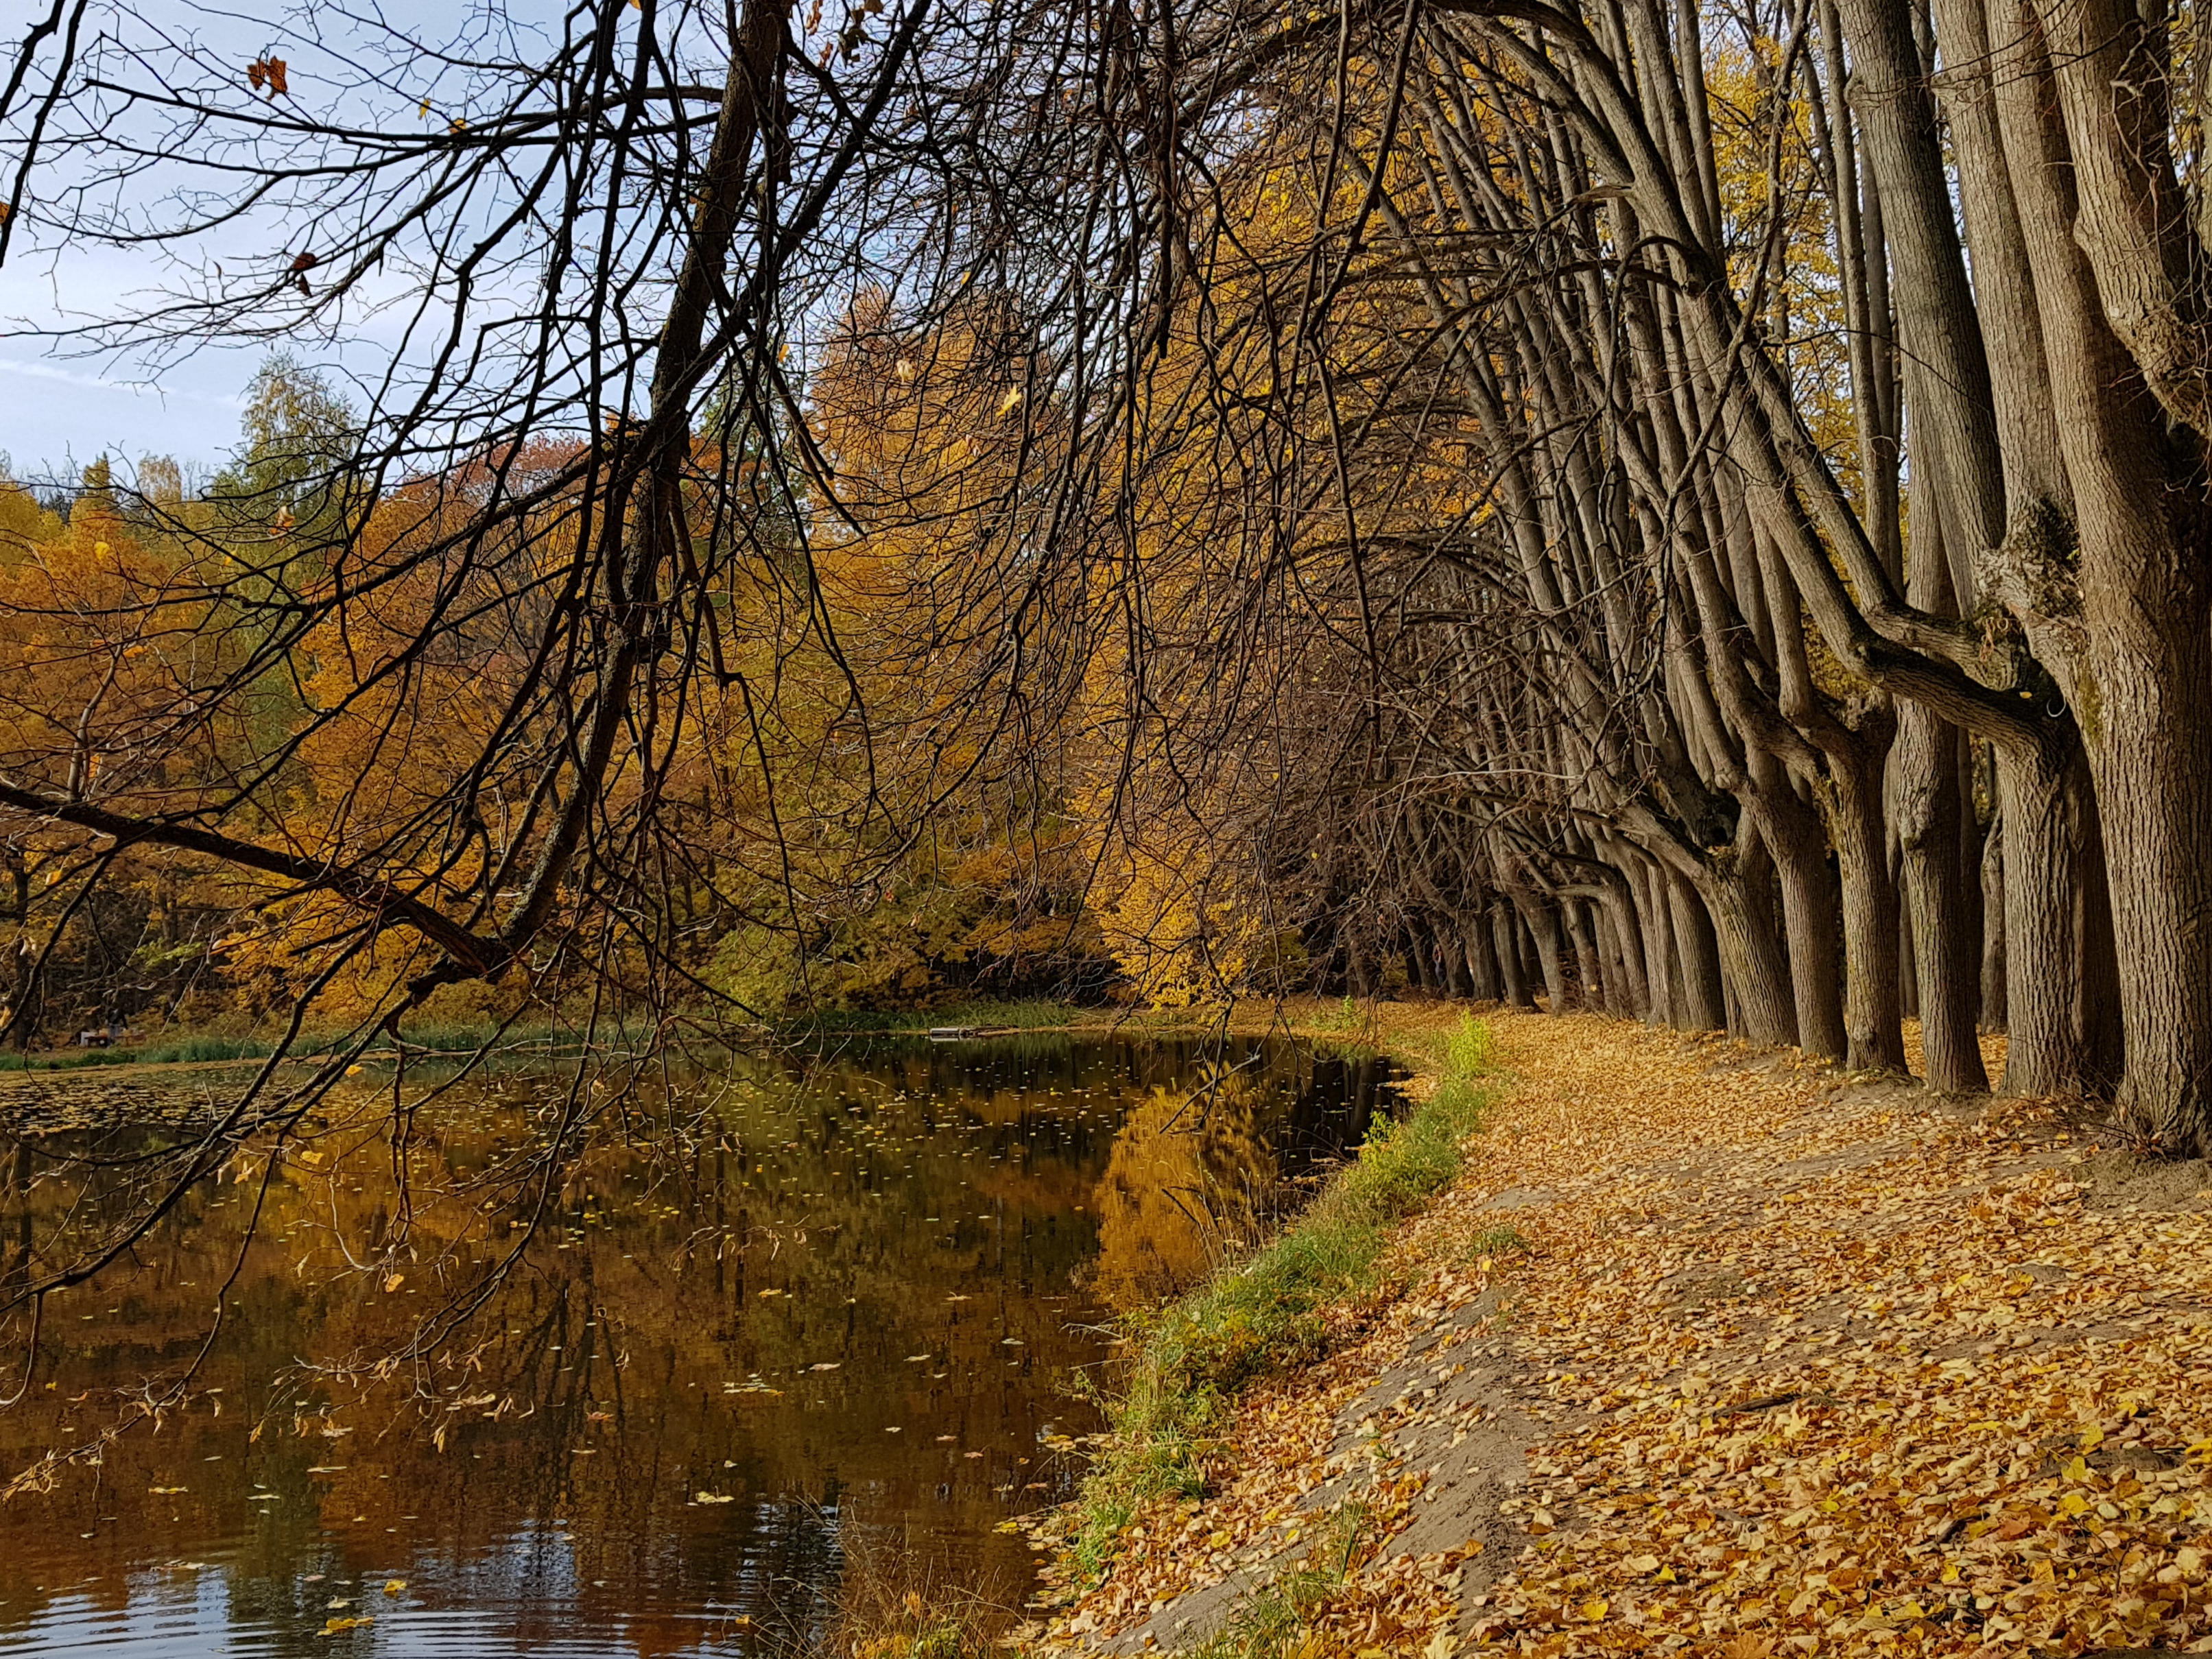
0;1018;634;1073
1065;1014;1496;1586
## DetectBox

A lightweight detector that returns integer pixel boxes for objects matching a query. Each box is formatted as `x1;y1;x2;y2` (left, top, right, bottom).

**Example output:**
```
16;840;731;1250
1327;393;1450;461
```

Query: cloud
0;356;247;410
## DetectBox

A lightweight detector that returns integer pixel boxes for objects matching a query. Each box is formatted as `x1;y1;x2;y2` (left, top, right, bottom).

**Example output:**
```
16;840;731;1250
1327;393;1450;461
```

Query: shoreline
1008;1007;2212;1659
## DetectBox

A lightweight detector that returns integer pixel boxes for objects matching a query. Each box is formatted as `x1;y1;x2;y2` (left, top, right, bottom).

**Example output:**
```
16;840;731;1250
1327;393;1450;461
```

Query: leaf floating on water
382;1579;406;1596
382;1274;405;1293
320;1614;373;1635
149;1485;187;1494
695;1491;735;1505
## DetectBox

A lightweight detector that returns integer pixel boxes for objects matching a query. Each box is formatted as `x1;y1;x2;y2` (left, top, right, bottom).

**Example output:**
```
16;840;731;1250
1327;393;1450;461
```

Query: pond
0;1034;1396;1657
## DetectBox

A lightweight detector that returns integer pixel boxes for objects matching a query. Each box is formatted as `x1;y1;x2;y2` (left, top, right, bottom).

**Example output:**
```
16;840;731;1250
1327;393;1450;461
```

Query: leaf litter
1025;1009;2212;1657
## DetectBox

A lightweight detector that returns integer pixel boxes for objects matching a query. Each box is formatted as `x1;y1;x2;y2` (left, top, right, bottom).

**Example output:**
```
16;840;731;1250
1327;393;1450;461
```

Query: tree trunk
1464;917;1502;1002
1565;899;1606;1013
1667;872;1726;1031
1699;863;1800;1045
1759;780;1848;1059
1994;737;2115;1096
1821;721;1910;1070
1896;709;1990;1090
1492;906;1534;1009
1637;861;1679;1027
1979;811;2008;1031
1517;898;1571;1012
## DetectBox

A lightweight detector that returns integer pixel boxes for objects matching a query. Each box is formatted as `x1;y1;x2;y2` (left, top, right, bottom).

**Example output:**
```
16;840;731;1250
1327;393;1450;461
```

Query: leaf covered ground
1025;1008;2212;1658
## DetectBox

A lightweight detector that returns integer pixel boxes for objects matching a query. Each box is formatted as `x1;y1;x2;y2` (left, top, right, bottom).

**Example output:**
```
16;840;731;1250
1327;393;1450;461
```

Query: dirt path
1028;1009;2212;1658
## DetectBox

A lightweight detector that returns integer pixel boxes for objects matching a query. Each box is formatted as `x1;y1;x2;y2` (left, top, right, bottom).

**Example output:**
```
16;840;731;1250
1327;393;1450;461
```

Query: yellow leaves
149;1485;187;1495
694;1491;735;1504
320;1614;372;1635
382;1579;407;1596
1625;1553;1661;1575
1576;1597;1608;1621
381;1274;405;1293
1420;1632;1459;1659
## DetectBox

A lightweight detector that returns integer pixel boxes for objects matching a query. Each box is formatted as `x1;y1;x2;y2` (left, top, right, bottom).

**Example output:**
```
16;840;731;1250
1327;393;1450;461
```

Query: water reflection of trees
0;1036;1398;1651
1086;1046;1395;1313
1090;1081;1274;1312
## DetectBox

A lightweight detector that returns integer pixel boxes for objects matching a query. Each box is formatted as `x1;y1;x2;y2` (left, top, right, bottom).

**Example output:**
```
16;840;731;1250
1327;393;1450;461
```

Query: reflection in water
1092;1078;1274;1312
0;1035;1395;1657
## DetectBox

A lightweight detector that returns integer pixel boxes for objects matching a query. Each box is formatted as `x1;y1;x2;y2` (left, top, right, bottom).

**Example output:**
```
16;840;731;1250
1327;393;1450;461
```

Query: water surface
0;1034;1394;1656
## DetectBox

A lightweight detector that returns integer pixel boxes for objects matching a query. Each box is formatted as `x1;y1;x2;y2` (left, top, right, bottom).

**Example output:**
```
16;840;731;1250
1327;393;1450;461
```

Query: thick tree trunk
1993;738;2117;1096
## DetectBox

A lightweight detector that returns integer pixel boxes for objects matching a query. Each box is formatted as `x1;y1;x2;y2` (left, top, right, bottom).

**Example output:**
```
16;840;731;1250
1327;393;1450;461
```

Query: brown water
0;1034;1394;1657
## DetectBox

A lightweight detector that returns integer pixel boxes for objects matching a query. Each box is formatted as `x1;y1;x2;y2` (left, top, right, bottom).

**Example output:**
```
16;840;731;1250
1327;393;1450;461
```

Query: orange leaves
1032;1009;2212;1659
246;58;287;97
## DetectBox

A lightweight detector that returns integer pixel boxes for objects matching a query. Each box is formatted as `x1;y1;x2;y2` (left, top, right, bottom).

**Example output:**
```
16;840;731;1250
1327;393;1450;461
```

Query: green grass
1184;1503;1370;1659
1066;1015;1495;1585
0;1018;609;1073
1309;995;1366;1035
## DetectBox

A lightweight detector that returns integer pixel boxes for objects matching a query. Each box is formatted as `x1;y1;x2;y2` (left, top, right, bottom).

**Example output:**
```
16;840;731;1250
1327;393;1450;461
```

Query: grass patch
1067;1015;1495;1583
0;1018;614;1073
1184;1503;1370;1659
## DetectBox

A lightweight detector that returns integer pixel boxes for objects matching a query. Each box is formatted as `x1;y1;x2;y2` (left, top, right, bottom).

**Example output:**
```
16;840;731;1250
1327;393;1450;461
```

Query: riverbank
1019;1006;2212;1658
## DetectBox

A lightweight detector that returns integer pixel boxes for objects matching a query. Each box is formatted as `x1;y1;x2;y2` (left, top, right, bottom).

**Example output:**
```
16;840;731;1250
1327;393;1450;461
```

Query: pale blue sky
0;245;266;483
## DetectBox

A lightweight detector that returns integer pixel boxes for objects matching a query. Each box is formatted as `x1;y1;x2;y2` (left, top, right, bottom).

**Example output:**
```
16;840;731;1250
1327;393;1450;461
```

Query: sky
0;0;564;489
0;242;266;484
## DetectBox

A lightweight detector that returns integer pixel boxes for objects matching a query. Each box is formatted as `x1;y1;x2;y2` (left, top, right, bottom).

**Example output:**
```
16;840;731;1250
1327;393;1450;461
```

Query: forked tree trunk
1604;890;1650;1016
